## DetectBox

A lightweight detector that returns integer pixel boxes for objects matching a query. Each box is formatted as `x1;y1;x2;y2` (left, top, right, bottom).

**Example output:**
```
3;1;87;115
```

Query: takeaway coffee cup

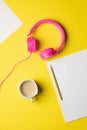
19;80;38;102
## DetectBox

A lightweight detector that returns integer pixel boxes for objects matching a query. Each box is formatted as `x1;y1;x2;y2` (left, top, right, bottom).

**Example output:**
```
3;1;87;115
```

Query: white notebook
0;0;22;43
47;50;87;122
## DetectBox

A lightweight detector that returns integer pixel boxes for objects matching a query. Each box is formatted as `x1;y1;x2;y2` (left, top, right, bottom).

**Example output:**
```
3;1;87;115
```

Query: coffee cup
19;80;38;102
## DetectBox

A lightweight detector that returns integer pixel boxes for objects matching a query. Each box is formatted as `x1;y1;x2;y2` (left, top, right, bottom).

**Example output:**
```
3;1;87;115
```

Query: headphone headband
28;19;66;53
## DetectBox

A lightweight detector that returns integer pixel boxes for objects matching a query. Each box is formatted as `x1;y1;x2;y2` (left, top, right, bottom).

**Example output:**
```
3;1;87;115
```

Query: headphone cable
0;53;32;87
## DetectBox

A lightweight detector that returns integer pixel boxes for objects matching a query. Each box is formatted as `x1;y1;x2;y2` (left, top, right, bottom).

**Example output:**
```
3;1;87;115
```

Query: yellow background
0;0;87;129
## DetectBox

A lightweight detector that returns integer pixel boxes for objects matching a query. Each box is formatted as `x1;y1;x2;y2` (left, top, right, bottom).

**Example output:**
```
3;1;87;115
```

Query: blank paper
47;50;87;122
0;0;22;43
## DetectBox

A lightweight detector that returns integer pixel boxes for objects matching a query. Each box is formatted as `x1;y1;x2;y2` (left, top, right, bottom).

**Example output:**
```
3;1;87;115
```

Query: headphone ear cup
27;37;37;53
39;48;56;60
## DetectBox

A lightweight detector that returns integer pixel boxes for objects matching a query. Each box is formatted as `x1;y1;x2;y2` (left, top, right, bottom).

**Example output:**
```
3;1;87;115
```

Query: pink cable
29;19;66;53
0;53;32;87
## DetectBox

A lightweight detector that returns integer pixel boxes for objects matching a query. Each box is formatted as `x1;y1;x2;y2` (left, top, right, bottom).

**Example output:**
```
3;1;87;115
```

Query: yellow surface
0;0;87;129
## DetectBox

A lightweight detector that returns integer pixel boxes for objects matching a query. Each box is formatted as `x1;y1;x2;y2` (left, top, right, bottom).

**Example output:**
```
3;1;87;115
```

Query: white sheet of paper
47;50;87;122
0;0;22;43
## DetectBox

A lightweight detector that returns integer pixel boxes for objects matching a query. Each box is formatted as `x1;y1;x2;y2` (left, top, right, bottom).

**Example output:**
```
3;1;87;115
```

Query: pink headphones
0;19;66;87
27;19;66;60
